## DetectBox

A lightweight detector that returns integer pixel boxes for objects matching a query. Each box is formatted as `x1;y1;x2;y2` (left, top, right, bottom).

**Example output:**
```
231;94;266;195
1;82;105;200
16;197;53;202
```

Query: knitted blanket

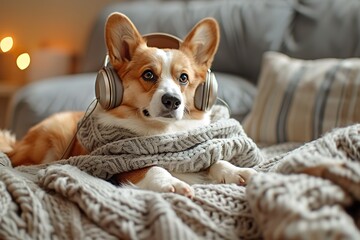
0;106;359;239
69;106;263;179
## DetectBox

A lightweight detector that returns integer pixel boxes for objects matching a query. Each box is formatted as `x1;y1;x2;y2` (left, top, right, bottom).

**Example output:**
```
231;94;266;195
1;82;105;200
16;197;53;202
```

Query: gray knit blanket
1;106;359;239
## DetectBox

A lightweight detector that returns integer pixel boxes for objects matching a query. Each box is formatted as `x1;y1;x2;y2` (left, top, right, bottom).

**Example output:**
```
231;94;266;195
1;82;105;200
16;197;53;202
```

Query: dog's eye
142;70;156;81
178;73;189;85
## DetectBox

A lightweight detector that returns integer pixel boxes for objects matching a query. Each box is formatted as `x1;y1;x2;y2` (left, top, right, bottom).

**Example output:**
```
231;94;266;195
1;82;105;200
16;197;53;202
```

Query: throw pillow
243;52;360;144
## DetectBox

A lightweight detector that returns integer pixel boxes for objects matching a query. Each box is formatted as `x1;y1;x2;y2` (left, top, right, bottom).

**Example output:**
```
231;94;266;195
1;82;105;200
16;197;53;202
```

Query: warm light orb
16;53;31;70
0;37;13;52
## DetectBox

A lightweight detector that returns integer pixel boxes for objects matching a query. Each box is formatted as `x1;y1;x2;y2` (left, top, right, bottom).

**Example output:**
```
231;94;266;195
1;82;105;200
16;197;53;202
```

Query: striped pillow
243;52;360;144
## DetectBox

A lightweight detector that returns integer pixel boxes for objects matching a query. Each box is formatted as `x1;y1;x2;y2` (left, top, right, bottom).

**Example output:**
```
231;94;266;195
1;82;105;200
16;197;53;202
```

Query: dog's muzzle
160;93;181;119
143;93;183;120
161;93;181;110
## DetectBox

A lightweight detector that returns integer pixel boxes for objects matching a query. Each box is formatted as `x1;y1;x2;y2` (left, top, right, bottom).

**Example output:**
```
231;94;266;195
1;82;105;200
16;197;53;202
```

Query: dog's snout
161;94;181;110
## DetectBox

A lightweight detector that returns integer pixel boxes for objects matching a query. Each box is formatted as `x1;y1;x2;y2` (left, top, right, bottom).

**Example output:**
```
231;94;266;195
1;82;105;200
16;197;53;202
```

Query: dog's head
104;13;219;124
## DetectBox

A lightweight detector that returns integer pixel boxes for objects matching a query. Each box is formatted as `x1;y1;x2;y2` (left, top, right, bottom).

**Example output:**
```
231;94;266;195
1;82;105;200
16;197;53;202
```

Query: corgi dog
0;13;256;198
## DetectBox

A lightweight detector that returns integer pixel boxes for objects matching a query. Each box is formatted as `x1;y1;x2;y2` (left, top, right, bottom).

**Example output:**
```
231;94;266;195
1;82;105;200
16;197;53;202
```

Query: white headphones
95;33;218;111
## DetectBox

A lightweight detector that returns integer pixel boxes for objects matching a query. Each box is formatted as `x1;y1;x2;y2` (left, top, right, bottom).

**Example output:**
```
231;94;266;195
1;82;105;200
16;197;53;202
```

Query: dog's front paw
209;160;257;186
223;167;257;185
157;177;195;198
137;166;194;198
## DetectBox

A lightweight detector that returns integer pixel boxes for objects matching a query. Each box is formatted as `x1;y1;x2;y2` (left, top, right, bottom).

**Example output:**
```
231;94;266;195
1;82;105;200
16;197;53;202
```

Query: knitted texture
67;105;264;179
0;109;360;239
248;124;360;239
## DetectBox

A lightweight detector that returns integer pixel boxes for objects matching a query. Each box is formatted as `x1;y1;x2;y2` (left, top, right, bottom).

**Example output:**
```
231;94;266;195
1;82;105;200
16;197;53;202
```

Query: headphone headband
143;33;182;49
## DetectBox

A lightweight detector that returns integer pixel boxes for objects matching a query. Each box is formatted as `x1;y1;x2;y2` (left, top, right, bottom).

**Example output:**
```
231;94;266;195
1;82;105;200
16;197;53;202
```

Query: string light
1;36;31;71
0;37;13;52
16;53;31;70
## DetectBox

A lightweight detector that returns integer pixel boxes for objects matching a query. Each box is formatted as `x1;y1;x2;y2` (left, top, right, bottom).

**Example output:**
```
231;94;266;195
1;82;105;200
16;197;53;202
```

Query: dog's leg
207;160;257;185
115;166;195;198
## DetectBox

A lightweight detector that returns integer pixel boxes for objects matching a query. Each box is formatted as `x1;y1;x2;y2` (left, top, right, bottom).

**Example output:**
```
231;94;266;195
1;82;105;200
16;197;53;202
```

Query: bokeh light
0;37;14;52
16;53;31;70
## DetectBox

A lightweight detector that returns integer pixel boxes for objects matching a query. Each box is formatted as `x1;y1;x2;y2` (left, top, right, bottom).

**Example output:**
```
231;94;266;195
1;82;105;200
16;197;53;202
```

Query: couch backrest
80;0;360;85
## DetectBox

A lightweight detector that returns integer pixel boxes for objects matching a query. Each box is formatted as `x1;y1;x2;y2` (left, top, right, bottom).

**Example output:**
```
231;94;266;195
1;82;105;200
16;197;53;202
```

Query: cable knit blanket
0;106;359;239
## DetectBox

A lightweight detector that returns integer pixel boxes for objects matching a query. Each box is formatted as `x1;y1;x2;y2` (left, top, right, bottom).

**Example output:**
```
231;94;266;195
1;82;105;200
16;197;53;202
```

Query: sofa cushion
81;0;360;85
216;72;256;122
8;73;96;138
81;0;294;84
243;52;360;144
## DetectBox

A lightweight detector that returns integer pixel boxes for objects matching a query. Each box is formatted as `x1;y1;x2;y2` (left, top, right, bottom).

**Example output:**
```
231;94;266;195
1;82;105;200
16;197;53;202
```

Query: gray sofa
8;0;360;138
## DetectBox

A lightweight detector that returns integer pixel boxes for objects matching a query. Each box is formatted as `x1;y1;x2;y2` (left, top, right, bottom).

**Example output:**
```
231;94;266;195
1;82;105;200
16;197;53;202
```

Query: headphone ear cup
206;72;218;110
95;66;123;110
194;70;218;111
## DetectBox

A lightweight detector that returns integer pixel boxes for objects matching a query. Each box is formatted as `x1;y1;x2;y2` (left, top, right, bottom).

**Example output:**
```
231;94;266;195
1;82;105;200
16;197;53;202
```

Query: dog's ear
181;18;220;68
105;13;145;66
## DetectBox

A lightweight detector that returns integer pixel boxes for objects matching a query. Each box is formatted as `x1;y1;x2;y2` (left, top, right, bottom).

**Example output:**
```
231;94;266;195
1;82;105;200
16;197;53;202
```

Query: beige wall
0;0;121;56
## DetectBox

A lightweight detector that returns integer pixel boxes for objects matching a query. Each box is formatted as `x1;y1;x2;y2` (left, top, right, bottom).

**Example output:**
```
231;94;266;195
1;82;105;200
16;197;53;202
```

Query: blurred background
0;0;123;127
0;0;121;85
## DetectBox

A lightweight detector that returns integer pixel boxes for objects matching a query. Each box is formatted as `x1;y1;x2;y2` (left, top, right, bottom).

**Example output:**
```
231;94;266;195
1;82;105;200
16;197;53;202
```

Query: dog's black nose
161;94;181;110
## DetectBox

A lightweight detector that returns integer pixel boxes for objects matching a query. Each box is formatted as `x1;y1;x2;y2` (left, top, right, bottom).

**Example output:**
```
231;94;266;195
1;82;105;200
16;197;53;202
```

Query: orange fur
8;112;87;166
114;167;152;184
0;13;220;188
